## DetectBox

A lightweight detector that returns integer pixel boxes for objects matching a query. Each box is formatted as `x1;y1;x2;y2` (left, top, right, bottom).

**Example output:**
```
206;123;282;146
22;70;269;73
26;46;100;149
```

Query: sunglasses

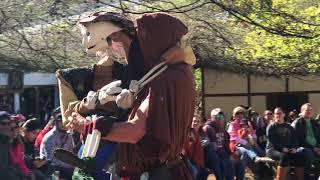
215;114;225;120
266;113;273;115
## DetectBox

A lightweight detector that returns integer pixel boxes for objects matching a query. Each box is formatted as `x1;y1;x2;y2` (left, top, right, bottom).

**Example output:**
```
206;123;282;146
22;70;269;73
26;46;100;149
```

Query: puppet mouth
87;45;96;50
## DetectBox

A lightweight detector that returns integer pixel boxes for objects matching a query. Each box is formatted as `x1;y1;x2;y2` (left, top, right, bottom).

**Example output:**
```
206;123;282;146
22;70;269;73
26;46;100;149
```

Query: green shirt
306;120;317;146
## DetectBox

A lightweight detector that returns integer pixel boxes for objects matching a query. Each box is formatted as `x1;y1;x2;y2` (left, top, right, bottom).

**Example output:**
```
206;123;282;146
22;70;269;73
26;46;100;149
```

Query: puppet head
78;11;135;63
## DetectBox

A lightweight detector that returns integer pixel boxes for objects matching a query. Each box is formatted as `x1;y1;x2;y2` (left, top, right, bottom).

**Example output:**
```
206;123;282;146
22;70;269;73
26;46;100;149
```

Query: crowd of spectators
183;103;320;180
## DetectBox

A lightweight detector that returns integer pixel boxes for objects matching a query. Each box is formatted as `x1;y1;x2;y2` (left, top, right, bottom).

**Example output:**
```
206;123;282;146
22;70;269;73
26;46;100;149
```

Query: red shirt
184;132;205;168
9;143;31;176
34;126;53;151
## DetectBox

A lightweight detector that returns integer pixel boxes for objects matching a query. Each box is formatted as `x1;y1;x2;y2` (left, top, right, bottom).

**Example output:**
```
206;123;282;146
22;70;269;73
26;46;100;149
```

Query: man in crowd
0;111;25;179
40;113;74;179
291;103;320;179
203;108;244;180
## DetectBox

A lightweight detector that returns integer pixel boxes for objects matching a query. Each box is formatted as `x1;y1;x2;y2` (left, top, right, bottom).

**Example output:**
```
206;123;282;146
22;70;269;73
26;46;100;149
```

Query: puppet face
79;21;122;54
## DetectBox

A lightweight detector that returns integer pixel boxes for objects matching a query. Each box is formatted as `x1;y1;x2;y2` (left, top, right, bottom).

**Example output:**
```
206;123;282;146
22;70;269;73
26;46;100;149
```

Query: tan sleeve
65;99;91;118
57;77;78;125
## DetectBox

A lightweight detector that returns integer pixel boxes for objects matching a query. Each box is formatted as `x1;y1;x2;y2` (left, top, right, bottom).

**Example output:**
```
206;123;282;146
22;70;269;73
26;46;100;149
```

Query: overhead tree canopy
0;0;319;76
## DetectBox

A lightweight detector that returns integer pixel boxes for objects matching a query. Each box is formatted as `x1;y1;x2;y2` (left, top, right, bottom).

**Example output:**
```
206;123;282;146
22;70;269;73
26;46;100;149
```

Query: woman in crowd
256;117;268;150
9;117;32;177
266;107;305;180
184;115;212;180
228;106;271;164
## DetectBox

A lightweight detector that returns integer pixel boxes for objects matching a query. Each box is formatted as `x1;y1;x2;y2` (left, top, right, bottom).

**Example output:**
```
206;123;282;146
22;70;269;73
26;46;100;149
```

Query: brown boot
294;167;304;180
276;166;289;180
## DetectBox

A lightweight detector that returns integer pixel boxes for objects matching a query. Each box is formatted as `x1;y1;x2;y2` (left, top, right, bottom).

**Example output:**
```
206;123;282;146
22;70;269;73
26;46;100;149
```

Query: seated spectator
184;128;205;179
35;107;60;152
228;106;273;164
203;108;245;180
266;107;304;180
40;113;74;179
0;111;25;179
249;111;259;130
291;103;320;179
256;117;268;150
12;113;26;127
238;119;265;154
263;110;274;125
287;110;298;123
9;116;32;177
35;119;55;151
184;114;214;180
21;118;42;169
238;119;256;146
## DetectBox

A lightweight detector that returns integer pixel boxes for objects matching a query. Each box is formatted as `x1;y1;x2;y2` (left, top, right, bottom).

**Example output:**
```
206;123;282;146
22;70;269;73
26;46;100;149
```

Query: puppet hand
116;89;135;110
99;80;123;105
100;80;122;92
83;91;98;110
99;93;119;105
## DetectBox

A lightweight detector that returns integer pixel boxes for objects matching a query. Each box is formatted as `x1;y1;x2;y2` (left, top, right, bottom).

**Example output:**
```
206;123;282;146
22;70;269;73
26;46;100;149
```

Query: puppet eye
106;36;112;46
86;32;90;36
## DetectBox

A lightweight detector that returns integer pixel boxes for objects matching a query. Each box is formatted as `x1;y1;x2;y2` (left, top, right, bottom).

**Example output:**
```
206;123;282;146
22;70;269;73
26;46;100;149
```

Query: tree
0;0;319;76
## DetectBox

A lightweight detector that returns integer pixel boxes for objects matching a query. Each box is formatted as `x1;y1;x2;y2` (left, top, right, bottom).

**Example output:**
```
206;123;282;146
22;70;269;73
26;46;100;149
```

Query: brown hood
136;13;188;69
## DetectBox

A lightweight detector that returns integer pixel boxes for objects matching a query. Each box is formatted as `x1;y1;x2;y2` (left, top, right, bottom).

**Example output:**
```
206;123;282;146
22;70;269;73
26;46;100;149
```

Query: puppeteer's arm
101;97;149;144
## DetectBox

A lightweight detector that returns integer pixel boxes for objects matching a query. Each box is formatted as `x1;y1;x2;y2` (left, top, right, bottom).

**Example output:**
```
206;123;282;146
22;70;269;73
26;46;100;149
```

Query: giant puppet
62;12;197;180
55;12;136;180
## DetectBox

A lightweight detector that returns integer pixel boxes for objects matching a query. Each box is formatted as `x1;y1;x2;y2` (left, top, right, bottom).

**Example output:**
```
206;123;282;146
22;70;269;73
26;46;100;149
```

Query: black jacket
291;117;320;148
266;122;297;152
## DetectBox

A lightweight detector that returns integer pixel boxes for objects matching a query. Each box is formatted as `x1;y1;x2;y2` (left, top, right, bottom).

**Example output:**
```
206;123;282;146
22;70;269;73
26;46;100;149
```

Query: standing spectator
291;103;320;179
266;107;304;180
21;118;42;169
0;111;25;179
203;108;244;180
9;116;32;177
40;113;74;179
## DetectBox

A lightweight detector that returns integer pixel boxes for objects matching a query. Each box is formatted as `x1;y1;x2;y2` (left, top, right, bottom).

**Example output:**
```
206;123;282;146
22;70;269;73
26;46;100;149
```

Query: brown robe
117;13;195;180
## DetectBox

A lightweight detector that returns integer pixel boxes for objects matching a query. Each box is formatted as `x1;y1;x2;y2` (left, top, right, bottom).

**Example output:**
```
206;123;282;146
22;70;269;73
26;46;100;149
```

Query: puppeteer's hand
67;112;87;133
83;91;98;110
93;116;113;137
99;80;123;105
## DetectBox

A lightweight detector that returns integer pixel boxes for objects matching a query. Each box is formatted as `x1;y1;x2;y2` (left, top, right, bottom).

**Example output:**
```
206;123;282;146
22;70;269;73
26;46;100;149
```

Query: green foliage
194;68;202;91
0;0;319;76
222;0;320;75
